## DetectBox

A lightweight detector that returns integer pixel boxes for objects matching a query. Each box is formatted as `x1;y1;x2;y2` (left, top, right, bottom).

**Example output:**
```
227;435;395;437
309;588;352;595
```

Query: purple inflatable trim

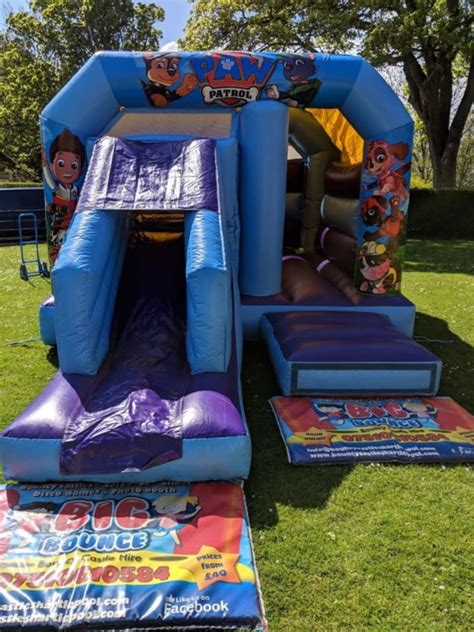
77;137;218;213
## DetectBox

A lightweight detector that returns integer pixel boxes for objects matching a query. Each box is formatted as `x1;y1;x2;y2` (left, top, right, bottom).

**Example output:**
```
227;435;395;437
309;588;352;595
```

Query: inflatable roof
40;51;413;299
42;51;412;138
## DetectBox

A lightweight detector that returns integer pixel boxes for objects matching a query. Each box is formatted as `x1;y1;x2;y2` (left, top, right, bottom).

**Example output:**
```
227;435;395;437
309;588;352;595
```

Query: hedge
0;185;472;240
408;189;474;239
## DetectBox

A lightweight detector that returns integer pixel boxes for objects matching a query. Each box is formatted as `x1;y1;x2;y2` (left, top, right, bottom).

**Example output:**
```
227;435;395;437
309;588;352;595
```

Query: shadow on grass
242;342;353;530
242;312;473;530
404;240;474;274
414;312;473;411
46;346;59;368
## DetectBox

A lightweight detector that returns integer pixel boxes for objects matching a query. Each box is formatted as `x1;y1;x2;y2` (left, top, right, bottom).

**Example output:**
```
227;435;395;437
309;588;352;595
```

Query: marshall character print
43;128;85;264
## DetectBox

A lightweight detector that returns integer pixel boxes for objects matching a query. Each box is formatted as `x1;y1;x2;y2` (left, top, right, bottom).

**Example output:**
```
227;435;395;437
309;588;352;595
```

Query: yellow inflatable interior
308;108;364;165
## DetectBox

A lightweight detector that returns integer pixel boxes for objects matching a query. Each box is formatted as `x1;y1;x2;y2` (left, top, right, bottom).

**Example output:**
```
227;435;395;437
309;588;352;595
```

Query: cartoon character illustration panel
139;52;323;109
356;126;413;295
266;54;321;108
149;494;201;546
142;52;198;108
42;128;86;265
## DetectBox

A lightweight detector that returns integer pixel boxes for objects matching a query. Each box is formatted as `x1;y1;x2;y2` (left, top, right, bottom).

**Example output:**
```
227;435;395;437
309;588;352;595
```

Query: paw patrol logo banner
355;123;413;296
0;482;265;630
270;397;474;465
140;51;321;109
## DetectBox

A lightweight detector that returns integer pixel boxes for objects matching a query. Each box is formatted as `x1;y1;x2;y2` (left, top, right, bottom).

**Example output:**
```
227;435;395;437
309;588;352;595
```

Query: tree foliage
184;0;473;189
0;0;164;176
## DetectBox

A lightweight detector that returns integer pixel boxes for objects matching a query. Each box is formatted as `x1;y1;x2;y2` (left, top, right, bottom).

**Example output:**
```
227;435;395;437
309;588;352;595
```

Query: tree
0;0;164;176
184;0;473;189
455;110;474;188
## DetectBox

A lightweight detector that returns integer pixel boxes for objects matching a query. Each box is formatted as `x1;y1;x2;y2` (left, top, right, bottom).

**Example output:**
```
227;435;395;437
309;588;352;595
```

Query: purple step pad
263;311;440;364
2;371;246;442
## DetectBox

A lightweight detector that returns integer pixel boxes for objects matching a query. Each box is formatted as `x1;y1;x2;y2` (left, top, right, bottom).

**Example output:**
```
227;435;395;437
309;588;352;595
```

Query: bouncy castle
0;51;445;483
4;50;474;632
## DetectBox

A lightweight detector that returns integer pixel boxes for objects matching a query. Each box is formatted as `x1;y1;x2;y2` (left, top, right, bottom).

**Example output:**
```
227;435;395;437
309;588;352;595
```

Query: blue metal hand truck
18;212;50;281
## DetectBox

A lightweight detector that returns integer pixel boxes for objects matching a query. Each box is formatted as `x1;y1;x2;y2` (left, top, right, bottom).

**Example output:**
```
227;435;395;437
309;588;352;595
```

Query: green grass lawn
0;240;473;631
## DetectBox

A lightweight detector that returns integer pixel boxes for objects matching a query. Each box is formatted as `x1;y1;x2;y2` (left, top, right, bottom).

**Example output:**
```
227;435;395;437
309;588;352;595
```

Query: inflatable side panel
355;122;414;296
42;55;119;134
39;296;56;346
215;138;240;271
215;138;244;371
52;210;129;374
185;210;232;374
341;59;412;138
239;101;289;296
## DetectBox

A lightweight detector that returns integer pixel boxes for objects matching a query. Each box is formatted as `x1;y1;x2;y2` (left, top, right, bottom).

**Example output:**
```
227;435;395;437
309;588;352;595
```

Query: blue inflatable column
239;101;289;296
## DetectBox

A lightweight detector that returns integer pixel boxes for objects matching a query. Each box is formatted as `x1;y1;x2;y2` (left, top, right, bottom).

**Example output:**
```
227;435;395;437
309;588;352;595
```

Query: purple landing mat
3;232;244;476
77;137;218;213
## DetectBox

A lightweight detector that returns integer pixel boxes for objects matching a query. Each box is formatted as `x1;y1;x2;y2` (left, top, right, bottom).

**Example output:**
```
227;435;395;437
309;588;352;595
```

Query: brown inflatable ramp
306;252;360;305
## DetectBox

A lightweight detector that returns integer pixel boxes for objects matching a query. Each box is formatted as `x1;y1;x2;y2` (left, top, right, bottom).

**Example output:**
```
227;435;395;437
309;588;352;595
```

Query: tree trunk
404;54;473;190
429;138;459;189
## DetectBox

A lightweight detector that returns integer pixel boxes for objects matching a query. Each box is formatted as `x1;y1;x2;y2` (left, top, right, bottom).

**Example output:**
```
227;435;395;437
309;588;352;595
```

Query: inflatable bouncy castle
0;51;444;483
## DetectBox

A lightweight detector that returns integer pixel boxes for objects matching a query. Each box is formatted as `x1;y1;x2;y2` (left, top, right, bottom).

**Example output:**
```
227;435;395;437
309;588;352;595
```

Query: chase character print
142;53;198;108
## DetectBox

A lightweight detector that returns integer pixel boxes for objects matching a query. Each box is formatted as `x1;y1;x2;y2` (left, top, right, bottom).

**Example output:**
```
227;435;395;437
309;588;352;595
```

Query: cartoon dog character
358;241;399;294
365;140;410;201
266;54;321;108
142;53;198;108
361;195;405;244
149;495;201;546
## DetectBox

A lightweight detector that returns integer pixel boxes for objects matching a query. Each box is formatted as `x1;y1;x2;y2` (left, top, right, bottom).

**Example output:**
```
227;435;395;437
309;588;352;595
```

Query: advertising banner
270;397;474;465
0;481;265;630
